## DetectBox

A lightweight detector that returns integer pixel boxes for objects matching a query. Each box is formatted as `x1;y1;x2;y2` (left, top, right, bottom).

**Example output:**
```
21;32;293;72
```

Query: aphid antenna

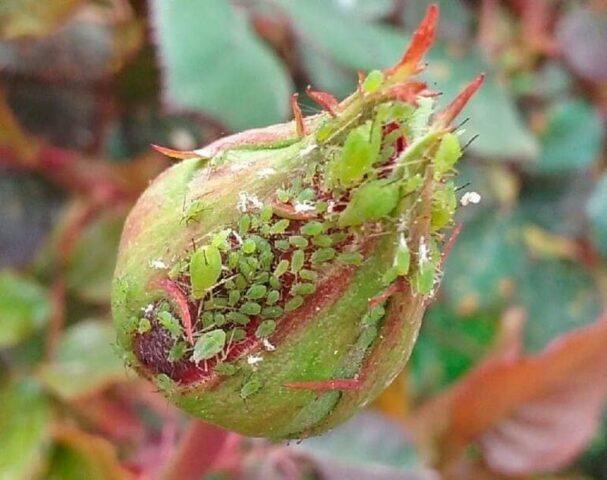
462;134;480;152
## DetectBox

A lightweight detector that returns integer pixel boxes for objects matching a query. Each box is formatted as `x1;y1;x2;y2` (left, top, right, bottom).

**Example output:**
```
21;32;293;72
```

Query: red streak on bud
306;86;339;117
386;4;439;77
369;278;408;309
157;278;194;344
290;93;306;137
285;378;363;392
435;74;485;128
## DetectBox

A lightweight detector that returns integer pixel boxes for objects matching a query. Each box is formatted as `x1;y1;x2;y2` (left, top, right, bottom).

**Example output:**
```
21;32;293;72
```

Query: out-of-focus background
1;0;607;478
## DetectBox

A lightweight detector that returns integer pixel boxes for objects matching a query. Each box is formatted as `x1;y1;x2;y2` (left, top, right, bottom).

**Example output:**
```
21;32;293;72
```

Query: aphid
192;329;226;362
190;245;222;299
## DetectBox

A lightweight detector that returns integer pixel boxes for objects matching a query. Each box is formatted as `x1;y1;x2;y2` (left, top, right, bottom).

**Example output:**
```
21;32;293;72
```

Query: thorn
285;378;363;392
157;278;194;345
386;4;439;77
306;86;339;117
151;144;199;160
291;93;306;137
435;74;485;128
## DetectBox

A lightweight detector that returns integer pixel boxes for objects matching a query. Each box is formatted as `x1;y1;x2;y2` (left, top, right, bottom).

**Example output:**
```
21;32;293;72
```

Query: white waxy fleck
150;259;167;269
257;167;276;178
300;144;317;156
262;338;276;351
460;191;481;206
142;304;154;314
294;202;315;213
419;236;429;264
247;355;263;365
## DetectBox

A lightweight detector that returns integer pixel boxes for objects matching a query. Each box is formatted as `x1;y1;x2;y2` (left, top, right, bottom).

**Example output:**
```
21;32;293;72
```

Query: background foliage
1;0;606;478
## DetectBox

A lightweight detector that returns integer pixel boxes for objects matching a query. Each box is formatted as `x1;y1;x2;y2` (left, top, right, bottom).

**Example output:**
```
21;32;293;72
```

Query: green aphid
190;245;223;299
246;284;267;300
255;320;277;338
410;96;435;138
168;341;187;362
260;205;274;222
311;248;336;264
434;133;462;179
289;236;309;248
211;229;231;251
312;234;333;247
362;69;384;93
242;238;257;254
227;311;250;325
240;376;263;399
299;269;318;282
300;221;324;236
228;290;241;306
394;234;410;276
266;290;280;305
153;374;175;395
269;276;281;290
403;174;423;194
157;311;182;338
273;259;289;277
291;250;305;273
255;271;270;283
285;296;304;312
228;252;240;269
201;311;214;328
336;251;364;266
238;214;251;235
328;121;378;188
276;189;290;203
297;188;316;203
215;362;238;376
262;306;284;318
413;259;436;295
234;274;247;290
362;305;386;327
270;219;290;234
192;329;226;362
431;182;457;230
240;302;262;315
275;239;290;251
183;199;206;224
137;318;151;334
229;328;247;342
260;251;274;270
214;313;227;327
291;283;316;296
338;179;400;227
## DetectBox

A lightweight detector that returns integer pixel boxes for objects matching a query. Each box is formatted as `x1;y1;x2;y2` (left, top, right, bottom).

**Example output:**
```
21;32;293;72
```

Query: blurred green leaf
587;173;607;259
39;319;126;399
65;213;123;304
517;259;602;352
278;0;537;161
410;304;498;396
0;270;50;348
47;426;133;480
442;212;526;313
152;0;292;131
0;379;51;479
533;100;603;174
296;411;421;469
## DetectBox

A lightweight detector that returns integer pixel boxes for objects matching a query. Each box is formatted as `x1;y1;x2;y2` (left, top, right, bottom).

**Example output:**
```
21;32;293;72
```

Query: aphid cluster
129;68;464;388
112;4;484;438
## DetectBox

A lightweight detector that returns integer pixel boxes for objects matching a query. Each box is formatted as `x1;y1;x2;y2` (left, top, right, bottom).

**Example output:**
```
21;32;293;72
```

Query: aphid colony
129;71;464;386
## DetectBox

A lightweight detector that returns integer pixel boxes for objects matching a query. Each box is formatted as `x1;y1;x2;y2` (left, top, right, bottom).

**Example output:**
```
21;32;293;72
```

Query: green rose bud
112;4;483;439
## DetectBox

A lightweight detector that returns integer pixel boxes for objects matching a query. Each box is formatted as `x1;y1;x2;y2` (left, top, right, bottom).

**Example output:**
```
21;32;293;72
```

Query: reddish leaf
414;311;607;476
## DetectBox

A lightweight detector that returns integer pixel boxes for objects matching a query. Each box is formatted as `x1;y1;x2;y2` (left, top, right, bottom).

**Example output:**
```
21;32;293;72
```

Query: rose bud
112;4;483;439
